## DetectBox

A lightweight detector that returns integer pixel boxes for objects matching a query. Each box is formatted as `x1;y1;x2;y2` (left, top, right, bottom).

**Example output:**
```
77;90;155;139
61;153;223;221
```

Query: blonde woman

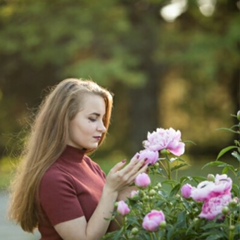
9;78;147;240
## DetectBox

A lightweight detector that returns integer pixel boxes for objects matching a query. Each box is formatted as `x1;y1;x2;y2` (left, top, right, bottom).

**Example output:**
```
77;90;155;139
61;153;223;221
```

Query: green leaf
217;127;239;134
171;163;189;172
112;228;124;240
201;222;225;231
170;183;181;197
222;165;236;174
232;151;240;162
191;176;206;184
162;180;178;187
216;146;237;160
176;211;187;227
183;140;197;145
205;234;226;240
179;176;193;183
202;160;233;170
166;225;175;240
232;183;240;196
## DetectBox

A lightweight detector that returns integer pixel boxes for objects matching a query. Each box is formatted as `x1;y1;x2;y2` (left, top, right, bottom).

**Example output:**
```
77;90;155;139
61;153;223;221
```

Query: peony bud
142;210;166;232
207;174;215;182
229;197;238;208
131;227;139;235
135;173;151;188
117;200;130;216
160;221;167;228
149;189;156;196
181;184;193;199
229;225;235;231
130;190;139;198
160;149;170;155
222;206;229;215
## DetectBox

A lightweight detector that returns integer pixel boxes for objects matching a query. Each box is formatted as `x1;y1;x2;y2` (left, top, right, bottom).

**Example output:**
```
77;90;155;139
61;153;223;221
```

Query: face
67;94;107;150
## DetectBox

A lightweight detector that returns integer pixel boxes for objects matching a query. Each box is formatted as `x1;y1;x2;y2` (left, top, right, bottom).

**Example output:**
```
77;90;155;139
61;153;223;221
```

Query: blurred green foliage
0;156;17;190
0;0;239;160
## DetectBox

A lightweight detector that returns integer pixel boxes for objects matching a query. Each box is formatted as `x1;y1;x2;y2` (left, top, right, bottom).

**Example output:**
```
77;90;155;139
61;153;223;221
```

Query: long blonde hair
8;78;113;232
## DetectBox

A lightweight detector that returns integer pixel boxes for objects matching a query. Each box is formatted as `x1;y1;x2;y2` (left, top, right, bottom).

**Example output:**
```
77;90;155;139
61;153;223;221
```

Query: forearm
55;159;148;240
85;186;118;240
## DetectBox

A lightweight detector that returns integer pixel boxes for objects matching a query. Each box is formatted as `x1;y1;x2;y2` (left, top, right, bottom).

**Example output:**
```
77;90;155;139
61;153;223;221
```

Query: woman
8;78;147;240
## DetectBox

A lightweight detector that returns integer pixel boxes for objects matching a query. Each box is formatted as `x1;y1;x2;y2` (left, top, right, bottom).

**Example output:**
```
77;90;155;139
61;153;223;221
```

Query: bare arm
54;157;148;240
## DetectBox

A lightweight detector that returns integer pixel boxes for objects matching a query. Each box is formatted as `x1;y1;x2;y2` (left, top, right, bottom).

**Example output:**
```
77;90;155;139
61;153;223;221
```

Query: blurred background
0;0;239;238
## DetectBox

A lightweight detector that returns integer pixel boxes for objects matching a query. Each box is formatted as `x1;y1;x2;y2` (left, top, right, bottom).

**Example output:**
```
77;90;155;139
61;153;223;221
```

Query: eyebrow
89;112;106;119
89;113;101;117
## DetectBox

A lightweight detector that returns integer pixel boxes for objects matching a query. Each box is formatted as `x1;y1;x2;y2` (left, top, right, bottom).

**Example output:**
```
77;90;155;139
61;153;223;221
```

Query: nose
98;120;107;133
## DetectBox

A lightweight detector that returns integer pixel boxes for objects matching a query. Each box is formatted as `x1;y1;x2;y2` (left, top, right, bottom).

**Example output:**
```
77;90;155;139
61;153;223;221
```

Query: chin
86;145;98;150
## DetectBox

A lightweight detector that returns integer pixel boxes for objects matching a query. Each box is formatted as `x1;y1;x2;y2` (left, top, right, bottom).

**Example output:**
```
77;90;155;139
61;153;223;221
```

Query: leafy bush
103;112;240;240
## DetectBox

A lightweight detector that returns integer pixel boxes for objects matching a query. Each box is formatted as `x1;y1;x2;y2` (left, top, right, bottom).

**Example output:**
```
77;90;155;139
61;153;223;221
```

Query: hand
105;155;148;193
118;185;138;201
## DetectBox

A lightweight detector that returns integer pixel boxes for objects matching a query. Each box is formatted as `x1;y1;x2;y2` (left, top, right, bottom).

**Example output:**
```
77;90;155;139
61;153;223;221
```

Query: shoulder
83;155;106;178
40;163;74;191
84;155;99;167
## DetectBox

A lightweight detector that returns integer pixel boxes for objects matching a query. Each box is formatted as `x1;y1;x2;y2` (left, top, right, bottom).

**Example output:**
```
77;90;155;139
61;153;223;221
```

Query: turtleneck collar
60;145;86;163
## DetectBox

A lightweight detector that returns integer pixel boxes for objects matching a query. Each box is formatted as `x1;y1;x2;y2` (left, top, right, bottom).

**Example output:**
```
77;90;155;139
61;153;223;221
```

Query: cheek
72;120;93;136
83;122;96;135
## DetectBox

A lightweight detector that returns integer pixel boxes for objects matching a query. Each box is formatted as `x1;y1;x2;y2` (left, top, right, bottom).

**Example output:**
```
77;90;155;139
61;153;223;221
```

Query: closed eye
88;118;97;122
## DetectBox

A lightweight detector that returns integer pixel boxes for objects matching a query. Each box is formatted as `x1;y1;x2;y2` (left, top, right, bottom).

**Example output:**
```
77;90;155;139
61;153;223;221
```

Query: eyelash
89;118;97;122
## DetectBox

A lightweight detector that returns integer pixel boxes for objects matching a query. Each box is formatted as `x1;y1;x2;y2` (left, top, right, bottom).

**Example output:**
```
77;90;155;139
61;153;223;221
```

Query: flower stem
150;233;154;240
162;153;172;180
160;160;168;177
159;154;172;180
166;158;172;180
229;214;234;240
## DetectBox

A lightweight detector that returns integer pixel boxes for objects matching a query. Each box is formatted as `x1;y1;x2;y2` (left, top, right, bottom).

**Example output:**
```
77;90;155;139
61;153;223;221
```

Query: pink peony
136;149;159;165
142;210;166;232
213;174;232;194
181;184;194;199
143;128;185;156
191;174;233;203
183;174;233;221
199;194;232;220
190;181;215;202
117;200;130;216
135;173;151;188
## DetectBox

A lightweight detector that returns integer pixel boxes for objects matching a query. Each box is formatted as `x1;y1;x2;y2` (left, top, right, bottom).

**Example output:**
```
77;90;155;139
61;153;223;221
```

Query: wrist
103;185;118;200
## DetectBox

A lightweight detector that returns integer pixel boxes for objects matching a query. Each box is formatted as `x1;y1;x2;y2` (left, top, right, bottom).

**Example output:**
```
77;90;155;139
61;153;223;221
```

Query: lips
93;136;102;141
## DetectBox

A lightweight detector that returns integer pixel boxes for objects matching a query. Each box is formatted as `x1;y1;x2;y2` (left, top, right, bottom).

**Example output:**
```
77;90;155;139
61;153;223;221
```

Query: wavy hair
8;78;113;232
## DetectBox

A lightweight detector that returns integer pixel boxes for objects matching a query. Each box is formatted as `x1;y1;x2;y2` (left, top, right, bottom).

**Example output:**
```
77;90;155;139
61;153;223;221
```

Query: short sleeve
39;169;84;226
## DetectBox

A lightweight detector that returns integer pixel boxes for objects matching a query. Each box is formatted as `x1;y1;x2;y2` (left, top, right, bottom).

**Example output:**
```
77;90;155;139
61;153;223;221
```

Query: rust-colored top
38;145;106;240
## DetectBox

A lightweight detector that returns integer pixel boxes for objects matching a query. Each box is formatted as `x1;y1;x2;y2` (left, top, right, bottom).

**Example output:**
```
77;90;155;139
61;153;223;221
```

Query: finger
128;164;149;184
129;153;139;163
121;160;147;184
128;157;146;171
110;160;127;173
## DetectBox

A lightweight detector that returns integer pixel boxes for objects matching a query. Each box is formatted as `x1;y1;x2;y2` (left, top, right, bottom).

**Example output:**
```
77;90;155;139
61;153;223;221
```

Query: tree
0;0;145;156
0;0;239;158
